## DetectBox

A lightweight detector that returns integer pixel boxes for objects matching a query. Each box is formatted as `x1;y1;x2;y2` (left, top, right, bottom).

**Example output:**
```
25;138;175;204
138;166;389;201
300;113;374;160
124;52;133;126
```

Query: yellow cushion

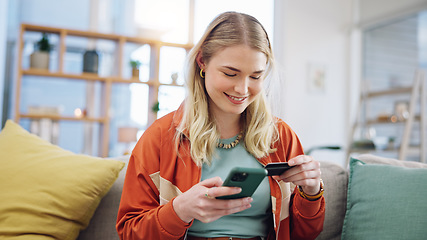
0;120;125;240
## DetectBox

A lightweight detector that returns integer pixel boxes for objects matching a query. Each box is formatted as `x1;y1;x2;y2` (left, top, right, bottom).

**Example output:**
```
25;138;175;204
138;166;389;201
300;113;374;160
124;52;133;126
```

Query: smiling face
201;44;267;118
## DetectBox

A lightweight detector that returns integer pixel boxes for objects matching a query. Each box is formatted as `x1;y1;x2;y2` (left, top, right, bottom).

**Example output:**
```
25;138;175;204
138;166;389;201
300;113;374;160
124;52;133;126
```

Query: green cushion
341;157;427;239
0;120;125;240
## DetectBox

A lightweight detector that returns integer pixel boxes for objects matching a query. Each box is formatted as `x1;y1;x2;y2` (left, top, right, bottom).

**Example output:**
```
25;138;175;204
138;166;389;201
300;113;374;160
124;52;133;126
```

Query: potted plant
130;60;141;78
30;33;52;70
151;101;160;113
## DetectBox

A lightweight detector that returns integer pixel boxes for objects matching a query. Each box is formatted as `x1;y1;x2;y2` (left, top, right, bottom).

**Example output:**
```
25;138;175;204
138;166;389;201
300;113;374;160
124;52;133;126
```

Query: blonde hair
176;12;278;166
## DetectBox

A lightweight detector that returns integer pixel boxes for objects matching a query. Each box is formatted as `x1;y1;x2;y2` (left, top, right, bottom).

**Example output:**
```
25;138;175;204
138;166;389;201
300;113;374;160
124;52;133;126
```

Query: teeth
229;96;245;101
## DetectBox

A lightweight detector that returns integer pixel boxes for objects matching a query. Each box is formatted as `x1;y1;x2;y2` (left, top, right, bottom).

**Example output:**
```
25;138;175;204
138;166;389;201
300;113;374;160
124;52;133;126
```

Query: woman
116;11;325;240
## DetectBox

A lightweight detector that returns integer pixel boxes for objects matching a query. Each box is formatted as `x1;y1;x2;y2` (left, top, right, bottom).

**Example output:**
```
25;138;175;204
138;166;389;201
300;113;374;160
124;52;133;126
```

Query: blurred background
0;0;426;167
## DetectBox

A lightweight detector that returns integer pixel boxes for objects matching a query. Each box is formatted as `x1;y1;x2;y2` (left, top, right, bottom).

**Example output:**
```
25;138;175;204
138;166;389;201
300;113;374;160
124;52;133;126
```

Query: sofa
78;154;427;240
78;153;427;240
2;120;427;239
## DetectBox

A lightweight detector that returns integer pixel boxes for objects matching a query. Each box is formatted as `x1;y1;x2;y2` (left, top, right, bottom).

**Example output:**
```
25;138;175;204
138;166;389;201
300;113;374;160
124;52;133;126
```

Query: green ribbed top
188;134;272;238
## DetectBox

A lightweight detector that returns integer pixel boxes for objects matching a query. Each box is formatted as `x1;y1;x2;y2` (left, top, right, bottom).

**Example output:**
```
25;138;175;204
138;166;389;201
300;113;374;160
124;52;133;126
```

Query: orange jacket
116;107;325;240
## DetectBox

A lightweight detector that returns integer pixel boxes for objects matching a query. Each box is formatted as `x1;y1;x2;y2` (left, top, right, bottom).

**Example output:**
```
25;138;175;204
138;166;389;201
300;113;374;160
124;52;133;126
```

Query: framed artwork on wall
307;62;326;94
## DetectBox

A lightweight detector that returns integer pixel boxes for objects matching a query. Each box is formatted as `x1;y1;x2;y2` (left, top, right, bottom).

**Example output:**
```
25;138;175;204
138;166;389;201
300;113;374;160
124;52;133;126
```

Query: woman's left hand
273;155;321;195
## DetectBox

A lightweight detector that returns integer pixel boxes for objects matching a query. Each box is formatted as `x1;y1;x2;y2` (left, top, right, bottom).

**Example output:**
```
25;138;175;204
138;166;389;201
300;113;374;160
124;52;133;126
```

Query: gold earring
200;69;205;78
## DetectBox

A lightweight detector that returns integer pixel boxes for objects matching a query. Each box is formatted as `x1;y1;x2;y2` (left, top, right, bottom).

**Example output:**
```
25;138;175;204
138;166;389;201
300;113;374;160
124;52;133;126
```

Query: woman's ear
196;51;205;69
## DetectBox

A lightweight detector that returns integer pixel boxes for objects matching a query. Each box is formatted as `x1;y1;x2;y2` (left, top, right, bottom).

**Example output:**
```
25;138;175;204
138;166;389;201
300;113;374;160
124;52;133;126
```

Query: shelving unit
348;70;426;163
14;24;192;157
399;70;426;162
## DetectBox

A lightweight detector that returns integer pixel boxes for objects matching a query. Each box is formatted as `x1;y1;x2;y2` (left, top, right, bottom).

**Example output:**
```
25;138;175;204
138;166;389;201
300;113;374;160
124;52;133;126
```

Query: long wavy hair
176;11;278;166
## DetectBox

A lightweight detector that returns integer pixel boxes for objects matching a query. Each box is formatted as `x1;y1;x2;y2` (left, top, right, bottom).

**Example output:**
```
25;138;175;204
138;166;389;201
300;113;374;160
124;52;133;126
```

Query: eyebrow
223;66;265;74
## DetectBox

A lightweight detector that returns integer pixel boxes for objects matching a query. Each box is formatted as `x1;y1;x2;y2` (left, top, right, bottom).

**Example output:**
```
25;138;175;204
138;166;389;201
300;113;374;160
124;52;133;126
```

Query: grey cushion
77;156;129;240
316;160;348;240
357;154;427;168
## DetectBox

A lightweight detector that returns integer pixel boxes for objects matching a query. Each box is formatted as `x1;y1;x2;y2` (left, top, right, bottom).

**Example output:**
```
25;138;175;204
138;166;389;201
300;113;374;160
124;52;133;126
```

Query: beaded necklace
216;132;243;149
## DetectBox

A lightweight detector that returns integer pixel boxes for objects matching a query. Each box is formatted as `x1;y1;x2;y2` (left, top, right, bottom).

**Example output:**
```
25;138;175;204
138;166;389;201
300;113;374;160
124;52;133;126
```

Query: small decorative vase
171;72;178;84
132;68;139;78
83;50;99;73
30;51;50;69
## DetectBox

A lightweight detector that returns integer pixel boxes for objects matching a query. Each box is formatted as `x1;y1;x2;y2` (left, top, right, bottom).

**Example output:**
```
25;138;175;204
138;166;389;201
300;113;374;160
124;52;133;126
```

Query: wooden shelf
22;70;185;87
23;69;108;81
366;87;412;98
365;115;421;125
15;24;193;157
20;114;105;123
110;77;153;84
348;70;426;163
22;23;192;50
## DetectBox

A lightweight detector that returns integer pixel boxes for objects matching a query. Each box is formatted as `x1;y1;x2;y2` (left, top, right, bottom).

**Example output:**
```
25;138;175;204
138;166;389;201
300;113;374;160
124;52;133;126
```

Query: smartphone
216;167;267;200
264;162;294;176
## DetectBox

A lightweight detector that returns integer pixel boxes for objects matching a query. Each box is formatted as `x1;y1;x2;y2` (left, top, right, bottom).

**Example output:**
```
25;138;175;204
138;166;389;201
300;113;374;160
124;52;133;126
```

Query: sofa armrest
316;160;348;240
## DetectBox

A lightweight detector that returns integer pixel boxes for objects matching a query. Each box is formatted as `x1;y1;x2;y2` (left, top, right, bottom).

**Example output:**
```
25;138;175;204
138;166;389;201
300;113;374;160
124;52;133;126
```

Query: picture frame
307;62;326;94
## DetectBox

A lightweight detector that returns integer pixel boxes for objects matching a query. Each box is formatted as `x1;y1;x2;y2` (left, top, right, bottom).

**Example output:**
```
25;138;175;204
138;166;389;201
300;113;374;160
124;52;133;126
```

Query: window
132;0;275;115
134;0;190;44
193;0;274;43
109;0;275;156
134;0;274;44
358;12;427;161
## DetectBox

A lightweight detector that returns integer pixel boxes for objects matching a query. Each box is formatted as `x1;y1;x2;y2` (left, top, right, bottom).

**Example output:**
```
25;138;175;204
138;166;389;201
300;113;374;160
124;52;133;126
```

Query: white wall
275;0;353;165
0;0;8;125
18;0;91;30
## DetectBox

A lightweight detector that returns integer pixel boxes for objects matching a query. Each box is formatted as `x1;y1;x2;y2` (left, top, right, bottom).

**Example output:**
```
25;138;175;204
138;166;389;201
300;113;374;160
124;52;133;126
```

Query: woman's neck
214;113;242;139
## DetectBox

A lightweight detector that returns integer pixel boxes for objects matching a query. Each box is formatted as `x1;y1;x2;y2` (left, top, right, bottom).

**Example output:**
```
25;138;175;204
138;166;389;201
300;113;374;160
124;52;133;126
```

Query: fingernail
247;197;253;203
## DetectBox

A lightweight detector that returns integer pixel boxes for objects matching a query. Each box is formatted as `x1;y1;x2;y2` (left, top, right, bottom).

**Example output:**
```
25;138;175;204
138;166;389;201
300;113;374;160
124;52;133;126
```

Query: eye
223;72;237;77
250;75;261;80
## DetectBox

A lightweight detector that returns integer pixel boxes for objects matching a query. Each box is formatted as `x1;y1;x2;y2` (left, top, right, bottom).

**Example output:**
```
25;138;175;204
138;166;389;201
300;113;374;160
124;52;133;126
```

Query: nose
234;77;249;95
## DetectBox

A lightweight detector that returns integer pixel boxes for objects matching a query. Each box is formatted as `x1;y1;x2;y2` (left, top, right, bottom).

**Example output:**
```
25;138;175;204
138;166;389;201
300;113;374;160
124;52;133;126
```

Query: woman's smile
224;92;248;104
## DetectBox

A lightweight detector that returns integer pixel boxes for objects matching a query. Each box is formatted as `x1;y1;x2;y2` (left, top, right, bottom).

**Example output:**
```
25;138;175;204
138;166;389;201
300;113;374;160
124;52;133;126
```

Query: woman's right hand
172;177;253;223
